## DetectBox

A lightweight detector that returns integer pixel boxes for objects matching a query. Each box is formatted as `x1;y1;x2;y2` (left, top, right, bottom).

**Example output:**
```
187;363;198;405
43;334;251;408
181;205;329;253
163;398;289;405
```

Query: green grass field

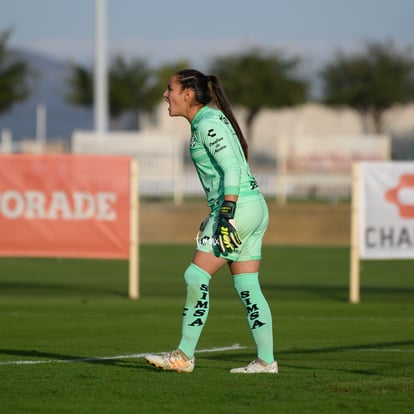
1;245;413;413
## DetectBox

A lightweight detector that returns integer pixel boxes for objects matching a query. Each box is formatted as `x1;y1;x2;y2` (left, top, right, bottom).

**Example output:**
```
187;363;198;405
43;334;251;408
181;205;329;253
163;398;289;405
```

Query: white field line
0;344;247;366
1;344;414;366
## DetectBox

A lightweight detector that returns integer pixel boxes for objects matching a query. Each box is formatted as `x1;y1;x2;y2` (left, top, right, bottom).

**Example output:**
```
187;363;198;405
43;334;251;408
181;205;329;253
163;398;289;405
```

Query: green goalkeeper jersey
190;106;260;208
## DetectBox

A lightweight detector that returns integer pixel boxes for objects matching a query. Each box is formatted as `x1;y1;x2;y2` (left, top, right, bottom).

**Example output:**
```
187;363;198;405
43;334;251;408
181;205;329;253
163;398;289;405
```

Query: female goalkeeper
144;69;278;374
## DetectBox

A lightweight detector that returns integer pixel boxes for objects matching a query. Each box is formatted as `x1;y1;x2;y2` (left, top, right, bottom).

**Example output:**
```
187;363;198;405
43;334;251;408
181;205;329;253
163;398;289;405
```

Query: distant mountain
0;49;93;141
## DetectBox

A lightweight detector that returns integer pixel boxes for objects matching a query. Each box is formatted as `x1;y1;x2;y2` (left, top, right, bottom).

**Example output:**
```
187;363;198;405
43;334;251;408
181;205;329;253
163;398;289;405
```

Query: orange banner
0;154;131;259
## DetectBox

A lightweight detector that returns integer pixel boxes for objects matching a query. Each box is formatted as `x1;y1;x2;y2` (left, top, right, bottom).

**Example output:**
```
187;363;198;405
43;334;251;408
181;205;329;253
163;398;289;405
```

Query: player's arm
199;119;243;254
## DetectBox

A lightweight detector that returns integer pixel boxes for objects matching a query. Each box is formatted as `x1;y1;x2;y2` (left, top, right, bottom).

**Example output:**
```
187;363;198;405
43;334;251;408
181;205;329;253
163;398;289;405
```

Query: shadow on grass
203;339;414;375
280;339;414;354
3;340;413;375
205;339;414;360
0;348;149;370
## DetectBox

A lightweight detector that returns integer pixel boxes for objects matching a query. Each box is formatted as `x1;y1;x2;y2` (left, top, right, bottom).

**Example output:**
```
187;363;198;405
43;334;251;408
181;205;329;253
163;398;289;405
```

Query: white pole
129;160;139;299
94;0;108;134
36;104;46;153
350;163;361;304
1;129;12;153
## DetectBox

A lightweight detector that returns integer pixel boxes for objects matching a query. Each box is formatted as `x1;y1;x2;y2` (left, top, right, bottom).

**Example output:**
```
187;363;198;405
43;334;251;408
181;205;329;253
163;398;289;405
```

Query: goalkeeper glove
214;200;242;255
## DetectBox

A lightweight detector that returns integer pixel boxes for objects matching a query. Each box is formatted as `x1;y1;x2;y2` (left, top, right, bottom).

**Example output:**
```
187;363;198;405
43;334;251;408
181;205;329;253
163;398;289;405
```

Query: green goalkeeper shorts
196;194;269;261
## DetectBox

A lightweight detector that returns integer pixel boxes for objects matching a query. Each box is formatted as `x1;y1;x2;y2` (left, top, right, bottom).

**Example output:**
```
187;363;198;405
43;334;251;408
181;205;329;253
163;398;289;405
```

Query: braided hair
175;69;248;160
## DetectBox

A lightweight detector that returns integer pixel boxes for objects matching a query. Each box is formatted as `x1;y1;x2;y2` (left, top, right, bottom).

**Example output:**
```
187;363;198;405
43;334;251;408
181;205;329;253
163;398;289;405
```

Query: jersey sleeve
198;117;242;196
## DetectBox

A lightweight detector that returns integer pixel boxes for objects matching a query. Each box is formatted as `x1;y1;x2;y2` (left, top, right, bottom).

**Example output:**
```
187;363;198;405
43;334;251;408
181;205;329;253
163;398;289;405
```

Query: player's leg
177;251;226;358
230;267;277;373
229;196;278;373
145;250;226;372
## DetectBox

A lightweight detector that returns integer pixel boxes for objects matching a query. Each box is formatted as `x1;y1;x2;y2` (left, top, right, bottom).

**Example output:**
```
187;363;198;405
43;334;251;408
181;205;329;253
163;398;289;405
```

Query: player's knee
184;263;211;286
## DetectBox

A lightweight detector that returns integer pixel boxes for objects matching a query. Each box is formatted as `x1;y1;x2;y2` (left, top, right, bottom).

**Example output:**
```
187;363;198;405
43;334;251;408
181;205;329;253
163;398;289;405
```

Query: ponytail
206;75;248;160
176;69;249;160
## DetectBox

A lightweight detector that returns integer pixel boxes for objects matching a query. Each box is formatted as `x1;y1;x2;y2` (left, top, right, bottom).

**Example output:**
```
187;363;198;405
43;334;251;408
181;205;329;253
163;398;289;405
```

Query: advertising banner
359;161;414;259
0;154;131;259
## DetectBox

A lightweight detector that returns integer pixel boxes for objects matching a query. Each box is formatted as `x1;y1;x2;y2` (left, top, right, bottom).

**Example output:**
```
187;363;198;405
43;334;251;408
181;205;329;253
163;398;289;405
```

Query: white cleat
230;359;279;374
144;349;195;373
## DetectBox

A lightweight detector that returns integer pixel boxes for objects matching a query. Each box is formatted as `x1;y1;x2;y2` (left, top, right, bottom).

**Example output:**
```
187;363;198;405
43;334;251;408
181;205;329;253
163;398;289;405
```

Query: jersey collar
191;106;210;128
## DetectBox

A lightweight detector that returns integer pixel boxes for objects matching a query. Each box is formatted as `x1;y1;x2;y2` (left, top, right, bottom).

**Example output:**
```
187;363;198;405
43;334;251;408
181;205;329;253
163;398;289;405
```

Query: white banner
359;161;414;259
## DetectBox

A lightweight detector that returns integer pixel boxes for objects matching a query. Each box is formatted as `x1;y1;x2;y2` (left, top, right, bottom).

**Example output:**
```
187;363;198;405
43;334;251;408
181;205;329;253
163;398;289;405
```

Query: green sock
178;263;211;359
233;272;274;364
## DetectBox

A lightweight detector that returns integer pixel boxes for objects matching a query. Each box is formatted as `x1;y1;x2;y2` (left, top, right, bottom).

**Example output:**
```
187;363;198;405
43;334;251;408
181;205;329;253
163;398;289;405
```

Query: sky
1;0;414;70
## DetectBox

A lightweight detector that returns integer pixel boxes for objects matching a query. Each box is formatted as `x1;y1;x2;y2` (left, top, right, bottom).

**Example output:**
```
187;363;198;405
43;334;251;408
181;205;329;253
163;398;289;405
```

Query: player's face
163;75;187;117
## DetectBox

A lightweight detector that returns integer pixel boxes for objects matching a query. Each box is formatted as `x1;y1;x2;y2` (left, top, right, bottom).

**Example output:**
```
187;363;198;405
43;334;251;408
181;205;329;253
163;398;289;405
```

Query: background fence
70;131;390;203
3;100;413;202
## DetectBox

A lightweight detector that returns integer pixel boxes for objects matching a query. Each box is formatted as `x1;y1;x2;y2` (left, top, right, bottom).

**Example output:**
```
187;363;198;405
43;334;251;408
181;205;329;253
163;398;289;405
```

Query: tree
0;29;31;114
112;58;189;127
319;40;414;134
209;48;308;140
66;55;168;128
108;55;158;127
65;64;93;107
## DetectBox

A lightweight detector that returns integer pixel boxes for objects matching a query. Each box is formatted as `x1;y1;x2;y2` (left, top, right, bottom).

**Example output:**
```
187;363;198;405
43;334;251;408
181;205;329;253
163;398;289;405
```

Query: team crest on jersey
190;134;196;148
